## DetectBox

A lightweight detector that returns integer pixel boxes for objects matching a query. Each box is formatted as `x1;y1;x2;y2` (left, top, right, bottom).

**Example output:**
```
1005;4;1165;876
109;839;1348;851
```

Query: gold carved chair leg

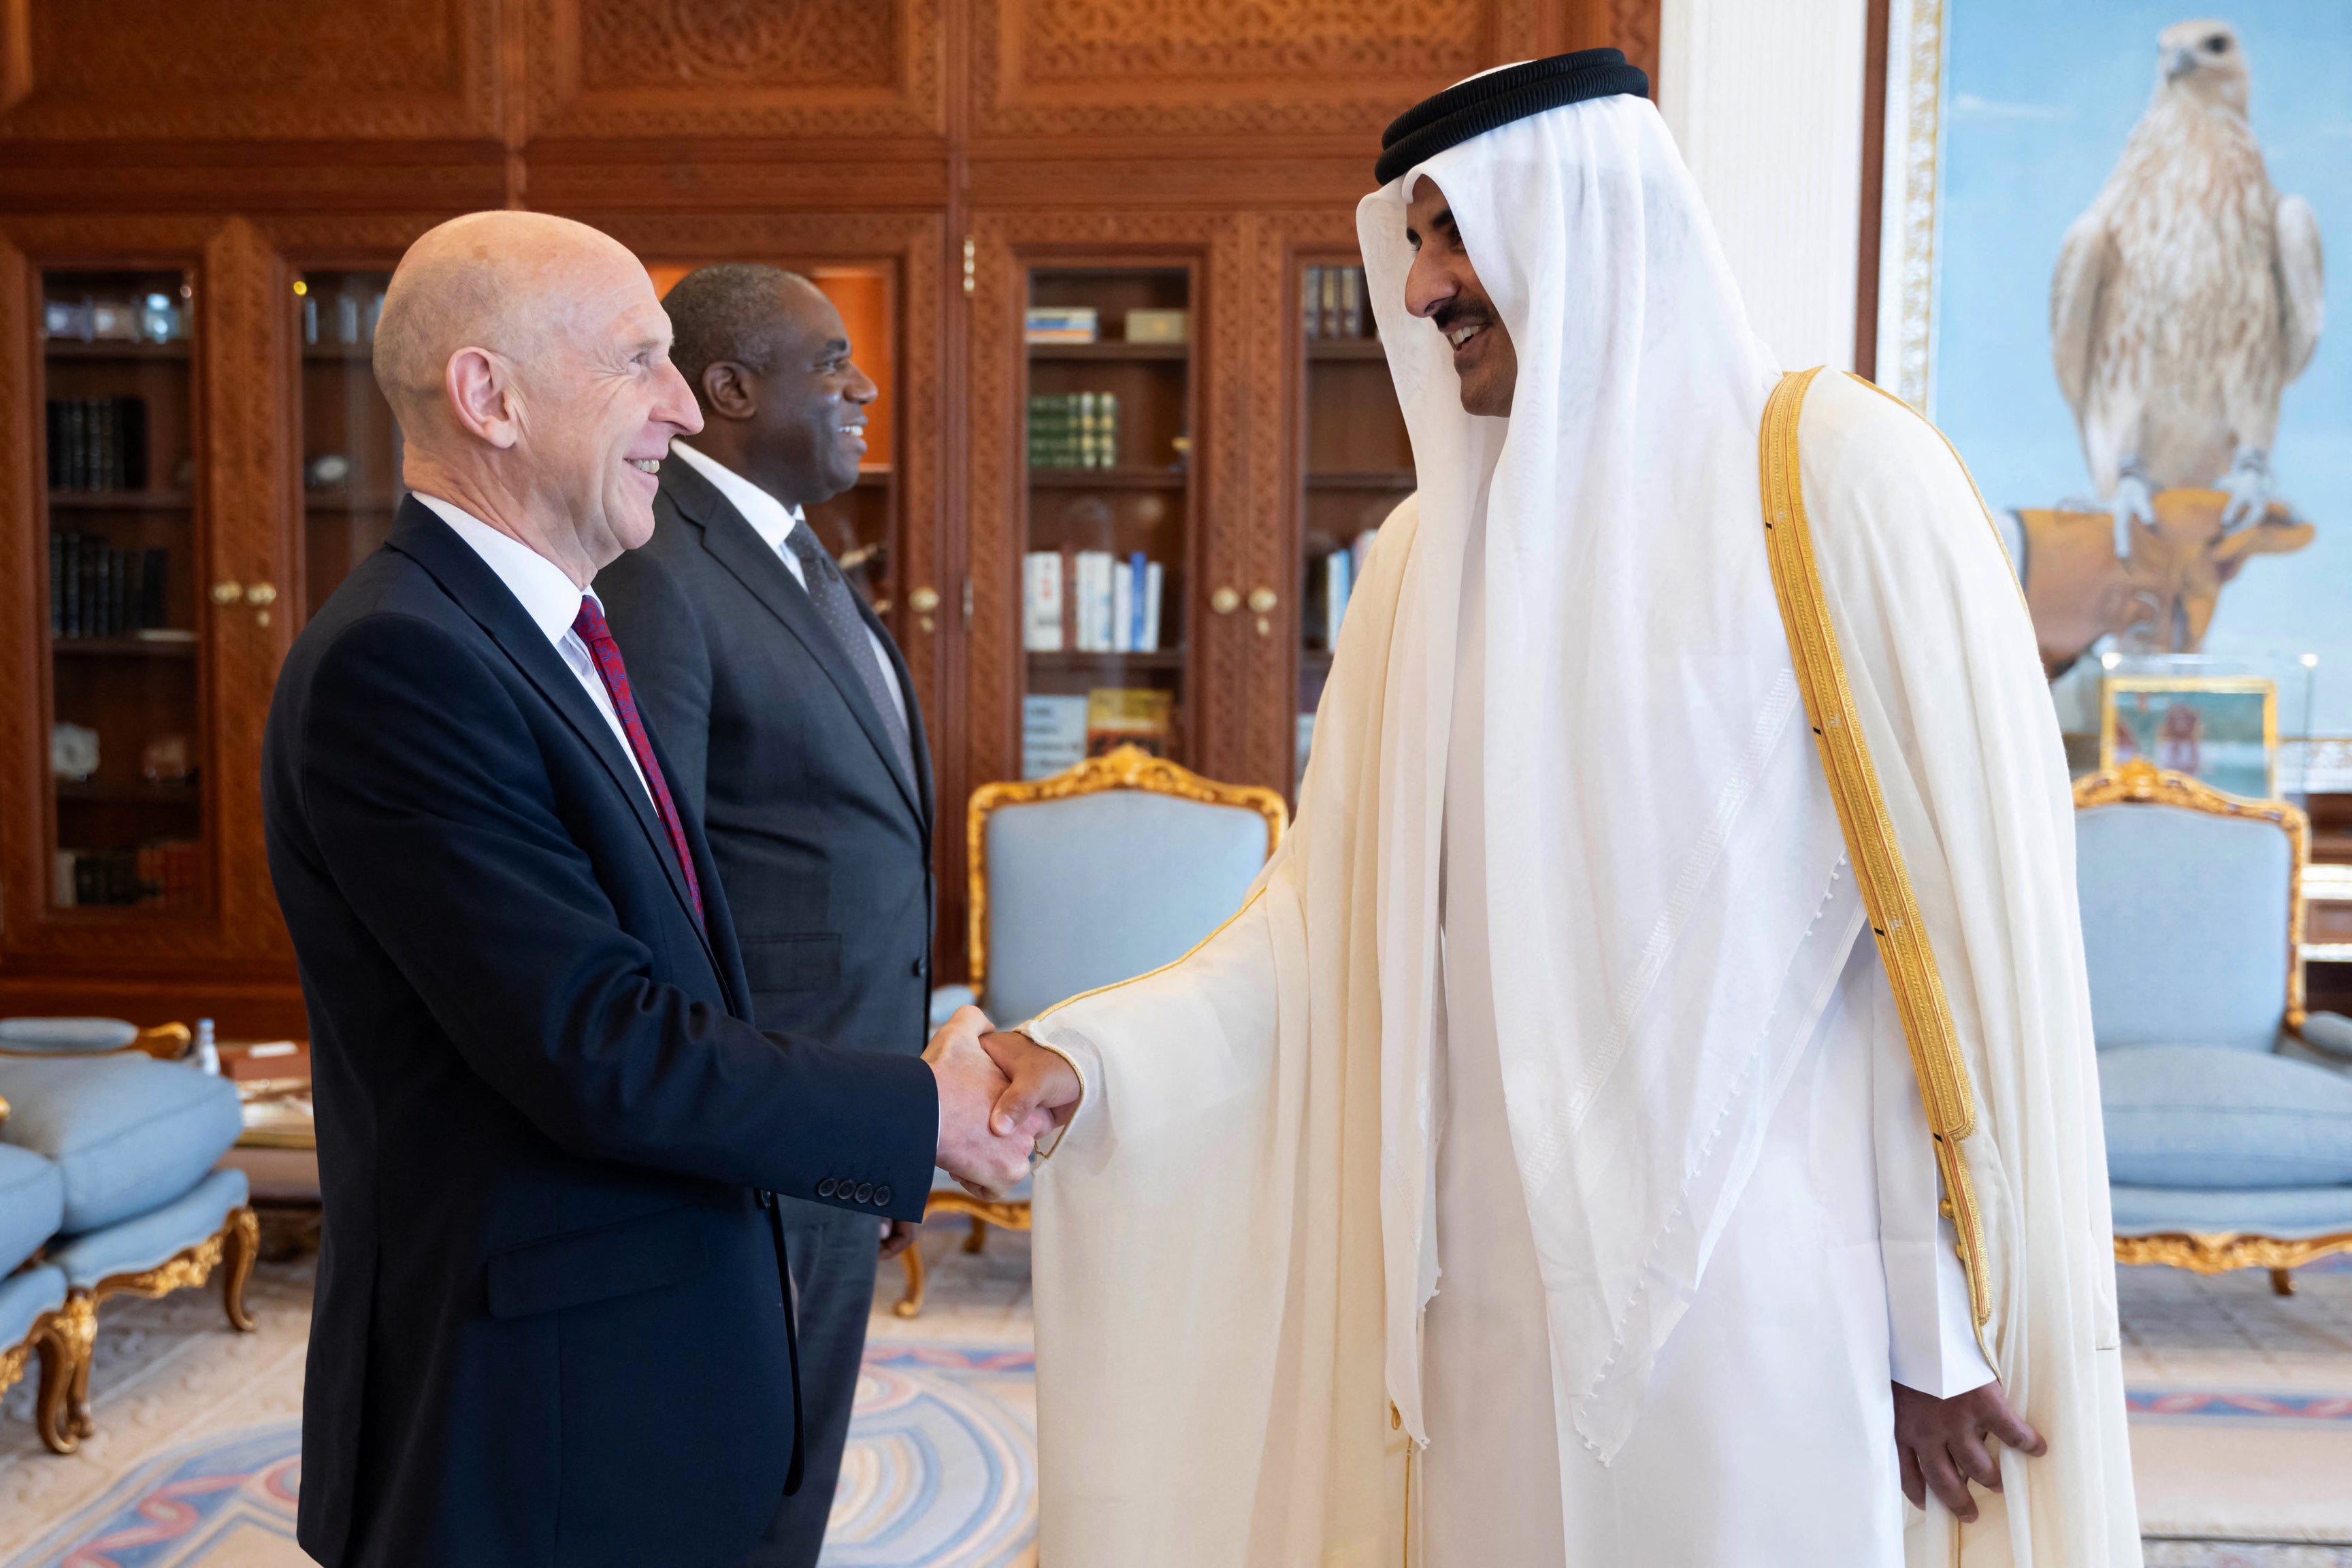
37;1298;95;1454
894;1238;929;1320
222;1206;260;1331
2271;1268;2296;1297
963;1218;990;1255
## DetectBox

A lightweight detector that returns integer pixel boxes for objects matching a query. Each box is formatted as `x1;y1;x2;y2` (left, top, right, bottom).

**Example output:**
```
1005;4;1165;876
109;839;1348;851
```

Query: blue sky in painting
1933;1;2351;730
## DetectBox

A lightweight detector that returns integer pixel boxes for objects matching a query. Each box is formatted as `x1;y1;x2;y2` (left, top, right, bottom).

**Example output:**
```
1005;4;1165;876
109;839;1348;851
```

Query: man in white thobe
977;52;2140;1567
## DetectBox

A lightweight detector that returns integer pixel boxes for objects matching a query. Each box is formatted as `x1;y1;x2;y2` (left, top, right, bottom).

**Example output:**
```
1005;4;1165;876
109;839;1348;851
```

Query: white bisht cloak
1026;91;2136;1568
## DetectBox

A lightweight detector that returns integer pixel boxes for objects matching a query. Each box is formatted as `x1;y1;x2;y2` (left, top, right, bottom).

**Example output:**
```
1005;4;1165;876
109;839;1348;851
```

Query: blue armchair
2074;762;2352;1295
899;745;1286;1316
0;1019;256;1451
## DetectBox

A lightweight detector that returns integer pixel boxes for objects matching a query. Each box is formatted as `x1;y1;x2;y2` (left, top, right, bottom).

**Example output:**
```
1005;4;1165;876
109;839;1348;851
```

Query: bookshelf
1296;257;1414;791
1018;265;1196;780
40;268;207;915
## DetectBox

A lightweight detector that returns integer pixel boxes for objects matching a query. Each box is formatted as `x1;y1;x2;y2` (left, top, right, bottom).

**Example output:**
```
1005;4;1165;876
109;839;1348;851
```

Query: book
1320;267;1342;341
1026;306;1099;344
1023;551;1065;651
1303;267;1321;340
1340;267;1365;338
1075;551;1117;651
1324;547;1353;649
1141;561;1164;653
1111;556;1134;653
1022;694;1089;780
1085;687;1174;757
1128;551;1151;652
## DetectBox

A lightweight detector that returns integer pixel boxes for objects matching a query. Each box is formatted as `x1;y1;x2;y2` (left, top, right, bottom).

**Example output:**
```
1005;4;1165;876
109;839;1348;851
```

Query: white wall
1658;0;1871;372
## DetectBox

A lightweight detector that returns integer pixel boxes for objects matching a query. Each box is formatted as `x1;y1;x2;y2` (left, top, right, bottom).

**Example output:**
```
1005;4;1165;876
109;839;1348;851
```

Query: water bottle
193;1017;220;1075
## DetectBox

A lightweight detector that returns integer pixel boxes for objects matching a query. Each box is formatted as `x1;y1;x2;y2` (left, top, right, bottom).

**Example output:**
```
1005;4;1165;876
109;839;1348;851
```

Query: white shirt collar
668;441;804;553
414;492;593;647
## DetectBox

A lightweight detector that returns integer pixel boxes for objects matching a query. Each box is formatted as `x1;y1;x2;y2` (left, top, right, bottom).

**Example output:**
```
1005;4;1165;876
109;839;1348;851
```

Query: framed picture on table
2100;677;2278;802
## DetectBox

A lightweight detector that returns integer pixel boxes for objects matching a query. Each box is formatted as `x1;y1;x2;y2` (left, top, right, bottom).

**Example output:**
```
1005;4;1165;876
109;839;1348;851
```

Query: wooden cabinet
0;1;1659;1032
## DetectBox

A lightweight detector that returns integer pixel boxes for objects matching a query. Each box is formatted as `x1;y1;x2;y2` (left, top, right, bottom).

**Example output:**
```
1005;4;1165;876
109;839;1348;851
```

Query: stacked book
52;840;199;909
50;534;173;640
1313;527;1381;650
45;397;150;491
1303;266;1371;340
1028;392;1122;470
1026;306;1100;344
1023;548;1164;653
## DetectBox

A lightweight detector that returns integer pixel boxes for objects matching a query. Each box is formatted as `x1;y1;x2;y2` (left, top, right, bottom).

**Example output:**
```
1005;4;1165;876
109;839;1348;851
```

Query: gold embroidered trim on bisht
1759;367;1992;1330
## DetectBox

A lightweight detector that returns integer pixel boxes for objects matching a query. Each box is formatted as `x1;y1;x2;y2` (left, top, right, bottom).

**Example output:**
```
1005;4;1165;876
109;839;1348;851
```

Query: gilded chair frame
2073;759;2348;1292
54;1207;260;1444
897;745;1287;1316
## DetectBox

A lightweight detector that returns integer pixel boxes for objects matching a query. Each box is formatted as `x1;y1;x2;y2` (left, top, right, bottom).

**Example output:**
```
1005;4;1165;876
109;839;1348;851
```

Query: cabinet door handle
908;585;940;634
1247;587;1278;614
244;583;278;608
209;581;243;606
1211;586;1241;615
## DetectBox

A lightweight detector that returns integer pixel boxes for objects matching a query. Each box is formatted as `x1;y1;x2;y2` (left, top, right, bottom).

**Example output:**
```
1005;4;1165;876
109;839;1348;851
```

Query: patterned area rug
3;1234;2348;1563
0;1346;1035;1568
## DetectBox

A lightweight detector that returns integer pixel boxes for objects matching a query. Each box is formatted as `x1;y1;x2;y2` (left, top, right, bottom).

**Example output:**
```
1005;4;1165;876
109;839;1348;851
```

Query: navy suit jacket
263;499;937;1568
595;457;934;1052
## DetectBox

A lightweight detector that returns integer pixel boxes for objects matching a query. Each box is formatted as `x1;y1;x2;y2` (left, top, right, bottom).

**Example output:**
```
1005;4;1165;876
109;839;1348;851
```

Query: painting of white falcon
2051;18;2325;542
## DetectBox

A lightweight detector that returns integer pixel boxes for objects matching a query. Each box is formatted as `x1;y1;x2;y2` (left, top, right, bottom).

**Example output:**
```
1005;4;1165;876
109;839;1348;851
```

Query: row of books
46;397;151;491
1303;266;1371;340
1024;549;1166;653
1309;528;1381;650
1028;393;1123;470
50;534;174;640
1021;690;1175;780
52;841;199;909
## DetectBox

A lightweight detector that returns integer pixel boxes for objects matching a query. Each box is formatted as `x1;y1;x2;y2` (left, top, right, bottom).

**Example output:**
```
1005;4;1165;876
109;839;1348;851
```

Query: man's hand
879;1218;919;1260
1893;1379;2047;1523
926;1005;1035;1197
979;1030;1083;1141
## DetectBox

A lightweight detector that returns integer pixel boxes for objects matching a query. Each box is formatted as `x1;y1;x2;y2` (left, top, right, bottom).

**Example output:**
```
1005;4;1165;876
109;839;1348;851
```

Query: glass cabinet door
293;270;402;621
1018;265;1196;779
39;268;207;915
1296;256;1412;791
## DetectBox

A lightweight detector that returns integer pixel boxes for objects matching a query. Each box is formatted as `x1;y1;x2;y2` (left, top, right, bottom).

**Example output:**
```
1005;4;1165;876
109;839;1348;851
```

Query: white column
1658;0;1871;372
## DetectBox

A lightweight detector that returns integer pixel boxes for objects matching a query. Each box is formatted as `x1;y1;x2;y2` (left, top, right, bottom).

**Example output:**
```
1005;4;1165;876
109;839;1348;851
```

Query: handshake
924;1004;1084;1198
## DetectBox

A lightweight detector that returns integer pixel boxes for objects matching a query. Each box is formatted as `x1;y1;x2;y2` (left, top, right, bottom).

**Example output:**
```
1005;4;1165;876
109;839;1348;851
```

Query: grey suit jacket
596;460;936;1058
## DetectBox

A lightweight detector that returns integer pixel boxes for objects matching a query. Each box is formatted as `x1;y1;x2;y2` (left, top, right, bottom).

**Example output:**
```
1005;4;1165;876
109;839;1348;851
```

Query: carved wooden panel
529;0;946;140
973;0;1539;140
0;0;497;140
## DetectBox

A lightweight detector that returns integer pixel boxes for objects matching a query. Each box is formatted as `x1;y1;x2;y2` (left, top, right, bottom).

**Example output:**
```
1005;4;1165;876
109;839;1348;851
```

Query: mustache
1432;299;1493;336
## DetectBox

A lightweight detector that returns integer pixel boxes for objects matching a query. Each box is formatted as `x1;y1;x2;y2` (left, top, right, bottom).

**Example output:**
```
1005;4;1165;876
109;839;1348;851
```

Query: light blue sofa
900;745;1287;1315
0;1019;257;1451
2075;763;2352;1294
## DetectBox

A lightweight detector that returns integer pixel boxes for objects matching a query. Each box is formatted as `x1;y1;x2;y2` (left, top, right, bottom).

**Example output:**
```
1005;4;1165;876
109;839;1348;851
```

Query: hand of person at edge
925;1004;1034;1198
1893;1378;2048;1523
879;1218;919;1260
979;1031;1082;1144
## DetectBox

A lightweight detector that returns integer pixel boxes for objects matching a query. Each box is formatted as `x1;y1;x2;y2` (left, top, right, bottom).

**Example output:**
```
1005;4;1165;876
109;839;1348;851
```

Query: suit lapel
661;463;926;827
385;501;719;974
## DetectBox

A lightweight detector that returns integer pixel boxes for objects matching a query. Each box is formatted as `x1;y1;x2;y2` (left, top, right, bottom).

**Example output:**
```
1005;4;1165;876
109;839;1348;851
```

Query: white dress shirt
668;442;909;728
414;493;651;803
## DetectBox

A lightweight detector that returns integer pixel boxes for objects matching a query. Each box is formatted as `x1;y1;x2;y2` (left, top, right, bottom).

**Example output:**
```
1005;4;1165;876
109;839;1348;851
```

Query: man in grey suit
596;264;929;1568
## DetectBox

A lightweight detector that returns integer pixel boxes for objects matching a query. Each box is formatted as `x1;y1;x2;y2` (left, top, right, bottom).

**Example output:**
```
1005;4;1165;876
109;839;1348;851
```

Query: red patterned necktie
571;595;704;931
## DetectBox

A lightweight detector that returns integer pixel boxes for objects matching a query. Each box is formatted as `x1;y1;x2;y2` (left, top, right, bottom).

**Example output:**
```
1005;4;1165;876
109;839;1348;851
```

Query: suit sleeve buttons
817;1178;838;1198
853;1182;875;1204
875;1185;892;1207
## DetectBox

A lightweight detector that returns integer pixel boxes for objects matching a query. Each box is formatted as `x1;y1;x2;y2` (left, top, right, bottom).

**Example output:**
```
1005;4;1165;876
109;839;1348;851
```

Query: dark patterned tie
572;595;705;932
782;523;917;789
